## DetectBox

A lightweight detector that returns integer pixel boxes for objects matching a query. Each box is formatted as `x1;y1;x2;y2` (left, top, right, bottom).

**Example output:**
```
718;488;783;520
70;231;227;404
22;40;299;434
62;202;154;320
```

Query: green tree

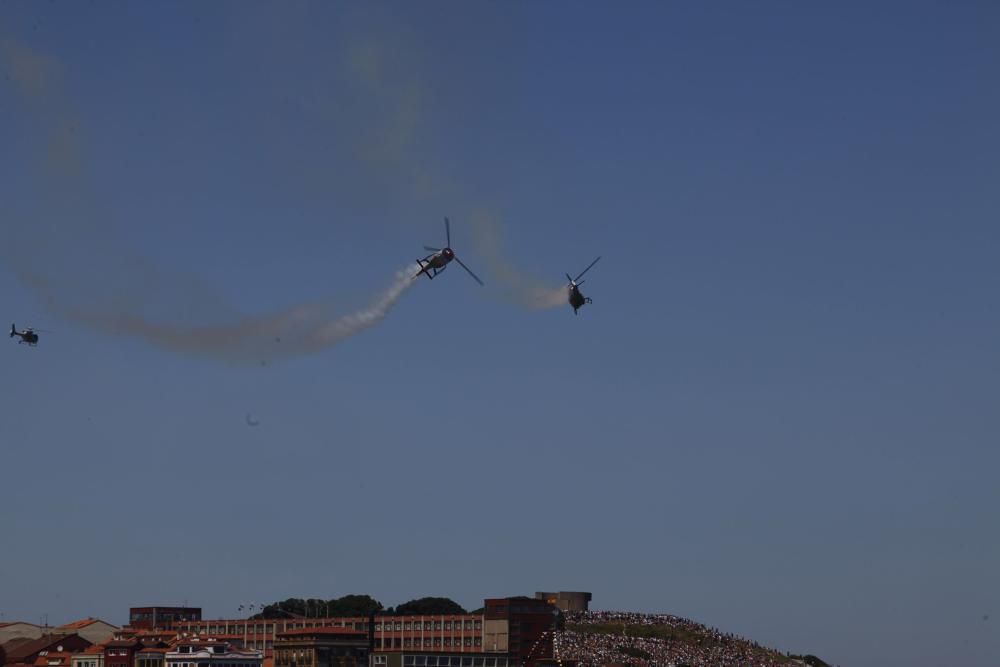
253;595;384;619
391;597;467;615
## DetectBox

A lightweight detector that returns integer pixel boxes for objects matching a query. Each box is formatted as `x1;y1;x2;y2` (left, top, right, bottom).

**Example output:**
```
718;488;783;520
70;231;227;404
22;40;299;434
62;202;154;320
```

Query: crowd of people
556;611;794;667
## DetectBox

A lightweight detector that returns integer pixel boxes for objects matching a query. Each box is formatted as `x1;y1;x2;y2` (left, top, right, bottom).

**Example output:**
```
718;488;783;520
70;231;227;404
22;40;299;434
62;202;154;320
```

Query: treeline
251;595;467;619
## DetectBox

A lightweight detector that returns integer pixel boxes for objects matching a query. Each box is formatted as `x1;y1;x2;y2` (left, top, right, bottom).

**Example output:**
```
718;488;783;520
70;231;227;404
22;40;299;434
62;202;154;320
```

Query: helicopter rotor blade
444;217;451;247
565;273;574;283
453;255;484;286
573;256;601;283
423;246;442;252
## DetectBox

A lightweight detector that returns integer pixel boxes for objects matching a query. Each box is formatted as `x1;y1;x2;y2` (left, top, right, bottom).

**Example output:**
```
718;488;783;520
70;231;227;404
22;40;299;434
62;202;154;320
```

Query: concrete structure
0;624;44;645
165;638;262;667
54;623;117;646
532;594;591;613
273;627;368;667
129;610;201;631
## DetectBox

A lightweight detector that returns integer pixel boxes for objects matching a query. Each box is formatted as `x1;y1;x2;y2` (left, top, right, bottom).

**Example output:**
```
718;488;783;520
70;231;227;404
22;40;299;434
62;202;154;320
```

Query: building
0;624;44;645
129;610;201;631
2;635;93;667
532;594;591;613
135;646;168;667
273;627;368;667
69;645;105;667
165;638;262;667
167;597;558;667
483;599;558;666
55;623;118;646
32;650;73;667
103;638;145;667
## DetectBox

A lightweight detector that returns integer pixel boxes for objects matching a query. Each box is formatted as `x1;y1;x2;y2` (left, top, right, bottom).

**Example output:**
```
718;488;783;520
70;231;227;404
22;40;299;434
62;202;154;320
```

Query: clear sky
1;2;998;665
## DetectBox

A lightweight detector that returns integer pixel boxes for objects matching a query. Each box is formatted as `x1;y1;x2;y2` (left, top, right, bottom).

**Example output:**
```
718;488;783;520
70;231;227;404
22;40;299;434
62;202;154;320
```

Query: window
375;624;382;631
444;622;451;631
464;622;472;631
404;623;411;631
424;622;432;631
404;658;414;667
461;660;472;667
415;658;426;667
463;639;472;648
434;622;441;631
374;657;387;665
394;623;401;631
474;622;481;631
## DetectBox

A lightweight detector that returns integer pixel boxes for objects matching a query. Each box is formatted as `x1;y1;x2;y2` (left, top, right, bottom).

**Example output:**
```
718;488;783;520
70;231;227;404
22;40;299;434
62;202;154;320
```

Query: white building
166;639;263;667
70;646;105;667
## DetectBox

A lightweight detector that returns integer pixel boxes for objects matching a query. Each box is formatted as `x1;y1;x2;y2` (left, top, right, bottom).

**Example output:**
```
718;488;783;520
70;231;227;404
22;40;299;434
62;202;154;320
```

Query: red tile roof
58;620;106;631
33;651;73;667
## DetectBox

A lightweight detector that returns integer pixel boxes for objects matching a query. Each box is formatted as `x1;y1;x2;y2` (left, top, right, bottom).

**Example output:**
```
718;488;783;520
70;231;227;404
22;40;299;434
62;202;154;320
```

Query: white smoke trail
2;38;424;365
465;209;568;311
67;263;421;365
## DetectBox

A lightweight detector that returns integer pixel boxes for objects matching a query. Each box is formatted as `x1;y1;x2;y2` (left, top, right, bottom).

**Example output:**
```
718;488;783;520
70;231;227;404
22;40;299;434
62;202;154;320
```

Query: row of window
376;622;479;632
380;639;481;650
401;657;508;667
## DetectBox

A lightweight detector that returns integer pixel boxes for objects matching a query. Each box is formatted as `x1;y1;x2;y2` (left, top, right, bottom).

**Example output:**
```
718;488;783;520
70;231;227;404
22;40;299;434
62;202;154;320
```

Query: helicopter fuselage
416;248;455;279
13;331;38;345
568;284;592;314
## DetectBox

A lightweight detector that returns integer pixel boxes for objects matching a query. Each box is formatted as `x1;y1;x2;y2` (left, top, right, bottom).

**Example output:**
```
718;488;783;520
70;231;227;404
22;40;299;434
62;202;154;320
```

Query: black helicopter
415;217;484;286
566;257;601;315
10;324;41;346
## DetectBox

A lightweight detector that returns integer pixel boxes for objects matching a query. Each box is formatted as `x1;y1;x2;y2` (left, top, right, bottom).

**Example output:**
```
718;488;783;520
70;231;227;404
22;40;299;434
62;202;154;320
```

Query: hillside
557;611;826;667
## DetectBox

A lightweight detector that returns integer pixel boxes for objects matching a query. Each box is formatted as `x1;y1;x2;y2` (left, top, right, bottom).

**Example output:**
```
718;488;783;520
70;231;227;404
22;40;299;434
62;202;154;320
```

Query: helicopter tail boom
10;323;14;338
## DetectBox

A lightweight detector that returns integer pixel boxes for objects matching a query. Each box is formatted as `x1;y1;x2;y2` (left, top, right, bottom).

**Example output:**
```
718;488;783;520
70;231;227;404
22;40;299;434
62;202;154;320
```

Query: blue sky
1;2;998;665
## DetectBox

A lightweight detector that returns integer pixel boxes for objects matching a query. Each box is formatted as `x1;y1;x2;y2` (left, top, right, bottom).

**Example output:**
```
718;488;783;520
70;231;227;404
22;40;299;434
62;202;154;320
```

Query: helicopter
415;217;484;286
10;323;41;346
566;256;601;315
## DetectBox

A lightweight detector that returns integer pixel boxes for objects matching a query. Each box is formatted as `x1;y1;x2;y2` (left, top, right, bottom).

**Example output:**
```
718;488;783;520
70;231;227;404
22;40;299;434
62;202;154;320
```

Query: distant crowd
558;611;792;667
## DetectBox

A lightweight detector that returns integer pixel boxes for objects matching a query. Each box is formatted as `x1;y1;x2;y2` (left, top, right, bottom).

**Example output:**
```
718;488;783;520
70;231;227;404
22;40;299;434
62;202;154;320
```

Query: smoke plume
1;37;420;365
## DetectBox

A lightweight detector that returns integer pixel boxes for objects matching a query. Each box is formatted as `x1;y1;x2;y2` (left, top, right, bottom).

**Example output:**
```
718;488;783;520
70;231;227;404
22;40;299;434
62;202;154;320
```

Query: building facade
164;639;262;667
103;638;145;667
166;597;558;667
129;610;202;631
70;645;105;667
532;594;590;613
273;627;368;667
